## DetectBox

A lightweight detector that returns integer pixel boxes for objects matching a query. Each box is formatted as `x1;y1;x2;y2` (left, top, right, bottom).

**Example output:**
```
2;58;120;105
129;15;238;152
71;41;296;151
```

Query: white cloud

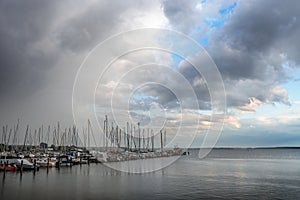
256;117;274;125
255;115;300;126
293;100;300;105
238;97;264;113
269;86;290;105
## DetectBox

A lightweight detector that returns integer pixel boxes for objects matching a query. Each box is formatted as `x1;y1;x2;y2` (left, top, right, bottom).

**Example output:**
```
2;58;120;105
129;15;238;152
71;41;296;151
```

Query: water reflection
1;149;300;200
1;172;5;196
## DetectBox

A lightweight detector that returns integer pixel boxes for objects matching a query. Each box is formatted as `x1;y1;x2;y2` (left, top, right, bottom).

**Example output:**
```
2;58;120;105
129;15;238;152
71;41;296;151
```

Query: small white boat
91;151;108;163
36;158;56;167
17;154;25;159
29;153;35;158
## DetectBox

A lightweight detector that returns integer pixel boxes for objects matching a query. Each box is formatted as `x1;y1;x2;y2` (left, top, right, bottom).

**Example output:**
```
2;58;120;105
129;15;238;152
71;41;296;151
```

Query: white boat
17;153;25;158
29;153;35;158
13;159;35;170
91;151;108;163
36;158;56;167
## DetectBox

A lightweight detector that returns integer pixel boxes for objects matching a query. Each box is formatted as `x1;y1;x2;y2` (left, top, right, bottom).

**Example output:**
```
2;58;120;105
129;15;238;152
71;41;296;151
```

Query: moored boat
36;158;56;167
56;155;73;167
91;151;108;163
0;164;17;172
12;159;37;170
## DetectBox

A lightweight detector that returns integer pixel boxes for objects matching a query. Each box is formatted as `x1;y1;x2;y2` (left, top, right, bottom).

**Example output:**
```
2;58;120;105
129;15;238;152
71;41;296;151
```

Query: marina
0;116;182;173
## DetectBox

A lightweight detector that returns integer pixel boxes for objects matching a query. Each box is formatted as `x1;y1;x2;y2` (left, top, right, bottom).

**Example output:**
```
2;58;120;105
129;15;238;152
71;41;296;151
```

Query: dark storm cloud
0;0;60;99
0;0;160;102
0;0;131;100
162;0;300;109
207;0;300;107
55;1;133;52
0;0;165;127
219;1;300;56
162;0;199;33
210;0;300;80
177;62;211;109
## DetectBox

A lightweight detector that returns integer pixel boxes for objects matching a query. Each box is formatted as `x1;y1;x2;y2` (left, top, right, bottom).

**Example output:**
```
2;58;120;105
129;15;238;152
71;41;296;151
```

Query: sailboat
12;159;37;170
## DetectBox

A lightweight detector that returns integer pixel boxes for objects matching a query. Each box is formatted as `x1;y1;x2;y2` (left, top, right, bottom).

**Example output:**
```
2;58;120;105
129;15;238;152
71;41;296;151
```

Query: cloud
256;117;274;125
293;101;300;105
268;86;290;105
162;0;299;110
0;0;299;147
162;0;236;33
238;97;264;113
55;1;167;52
0;0;167;127
0;0;61;100
162;0;200;33
207;0;300;108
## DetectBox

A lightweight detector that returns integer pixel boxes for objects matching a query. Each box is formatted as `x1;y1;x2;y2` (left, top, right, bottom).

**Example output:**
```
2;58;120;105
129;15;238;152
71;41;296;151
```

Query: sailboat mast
138;122;140;153
88;119;90;149
160;129;163;152
23;125;29;151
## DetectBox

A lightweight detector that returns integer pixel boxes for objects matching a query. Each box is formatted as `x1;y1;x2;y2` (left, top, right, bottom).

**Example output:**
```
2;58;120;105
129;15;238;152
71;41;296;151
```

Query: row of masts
1;116;167;153
1;119;89;152
103;115;167;152
22;124;84;150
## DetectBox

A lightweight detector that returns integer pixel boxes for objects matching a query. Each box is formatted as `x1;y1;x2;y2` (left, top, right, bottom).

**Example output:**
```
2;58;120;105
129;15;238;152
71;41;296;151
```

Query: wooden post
3;161;7;174
33;160;36;175
20;160;23;174
2;162;6;180
47;157;49;173
57;157;60;170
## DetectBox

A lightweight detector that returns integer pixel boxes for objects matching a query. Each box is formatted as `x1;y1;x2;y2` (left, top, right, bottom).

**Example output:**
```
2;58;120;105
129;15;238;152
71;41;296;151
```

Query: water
1;148;300;200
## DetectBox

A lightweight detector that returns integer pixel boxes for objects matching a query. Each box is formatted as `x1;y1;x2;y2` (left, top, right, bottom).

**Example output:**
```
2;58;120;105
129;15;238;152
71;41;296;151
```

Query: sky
0;0;300;147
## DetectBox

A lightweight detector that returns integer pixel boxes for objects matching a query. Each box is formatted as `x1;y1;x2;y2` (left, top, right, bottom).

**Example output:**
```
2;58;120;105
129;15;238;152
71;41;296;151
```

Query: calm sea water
1;148;300;200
